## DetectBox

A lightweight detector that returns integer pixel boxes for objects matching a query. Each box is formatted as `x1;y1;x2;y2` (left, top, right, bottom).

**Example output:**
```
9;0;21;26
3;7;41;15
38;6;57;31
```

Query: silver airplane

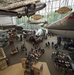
0;0;46;18
46;12;74;39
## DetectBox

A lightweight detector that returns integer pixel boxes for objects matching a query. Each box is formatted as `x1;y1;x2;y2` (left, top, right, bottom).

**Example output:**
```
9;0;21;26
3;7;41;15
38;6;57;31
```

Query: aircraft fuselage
47;12;74;39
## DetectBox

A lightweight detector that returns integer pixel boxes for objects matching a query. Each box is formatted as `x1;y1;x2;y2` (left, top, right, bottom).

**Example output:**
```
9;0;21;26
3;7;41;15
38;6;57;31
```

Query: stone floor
3;35;74;75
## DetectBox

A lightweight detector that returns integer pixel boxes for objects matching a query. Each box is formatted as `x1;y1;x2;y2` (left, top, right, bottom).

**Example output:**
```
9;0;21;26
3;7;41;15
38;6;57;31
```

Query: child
51;42;54;48
48;41;50;47
45;43;48;47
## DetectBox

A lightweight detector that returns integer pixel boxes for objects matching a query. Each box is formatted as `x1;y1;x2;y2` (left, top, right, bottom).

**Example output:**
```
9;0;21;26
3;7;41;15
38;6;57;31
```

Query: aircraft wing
0;9;19;16
0;0;46;17
2;0;38;10
0;8;36;17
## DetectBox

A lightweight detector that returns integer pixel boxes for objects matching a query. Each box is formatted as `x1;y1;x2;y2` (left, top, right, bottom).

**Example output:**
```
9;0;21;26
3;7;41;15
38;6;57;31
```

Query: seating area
51;51;73;73
28;47;45;62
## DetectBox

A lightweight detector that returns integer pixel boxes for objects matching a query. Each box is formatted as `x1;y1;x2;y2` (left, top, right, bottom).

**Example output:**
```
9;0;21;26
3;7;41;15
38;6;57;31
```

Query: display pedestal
0;48;7;70
0;63;24;75
32;62;51;75
0;61;51;75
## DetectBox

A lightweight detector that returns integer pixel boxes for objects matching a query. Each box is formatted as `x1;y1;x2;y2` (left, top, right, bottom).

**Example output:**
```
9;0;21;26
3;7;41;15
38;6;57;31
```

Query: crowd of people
51;51;73;73
27;47;45;62
45;41;59;50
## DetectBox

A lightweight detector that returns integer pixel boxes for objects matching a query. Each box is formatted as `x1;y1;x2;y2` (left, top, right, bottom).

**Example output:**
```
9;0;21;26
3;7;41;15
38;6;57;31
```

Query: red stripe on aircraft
66;16;74;19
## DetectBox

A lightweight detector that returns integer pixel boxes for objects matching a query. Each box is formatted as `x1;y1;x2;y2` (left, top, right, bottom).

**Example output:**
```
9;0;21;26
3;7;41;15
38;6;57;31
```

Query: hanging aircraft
0;0;46;18
46;12;74;39
28;20;47;24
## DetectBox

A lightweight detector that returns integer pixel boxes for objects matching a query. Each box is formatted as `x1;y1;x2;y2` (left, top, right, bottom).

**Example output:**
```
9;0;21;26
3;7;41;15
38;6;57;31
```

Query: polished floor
2;35;74;75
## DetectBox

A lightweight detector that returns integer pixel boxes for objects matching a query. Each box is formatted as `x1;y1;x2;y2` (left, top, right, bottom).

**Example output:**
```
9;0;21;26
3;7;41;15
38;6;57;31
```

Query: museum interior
0;0;74;75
